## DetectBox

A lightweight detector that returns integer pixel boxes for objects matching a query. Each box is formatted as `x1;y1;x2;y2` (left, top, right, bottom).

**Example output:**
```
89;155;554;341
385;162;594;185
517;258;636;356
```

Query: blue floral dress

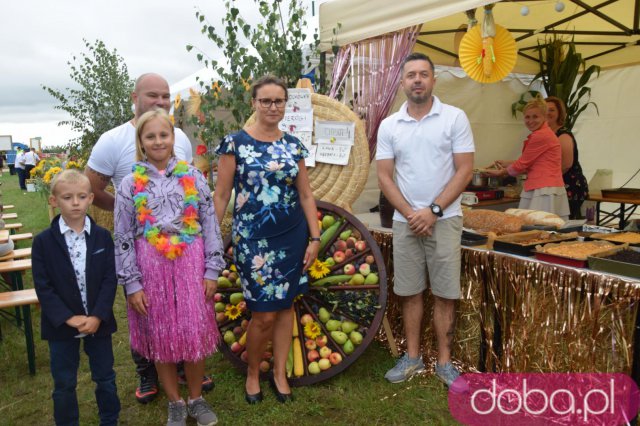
216;130;310;312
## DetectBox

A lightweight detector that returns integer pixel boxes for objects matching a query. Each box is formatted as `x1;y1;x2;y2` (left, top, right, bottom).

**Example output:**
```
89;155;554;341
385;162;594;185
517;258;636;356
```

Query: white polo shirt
376;96;475;222
87;121;193;189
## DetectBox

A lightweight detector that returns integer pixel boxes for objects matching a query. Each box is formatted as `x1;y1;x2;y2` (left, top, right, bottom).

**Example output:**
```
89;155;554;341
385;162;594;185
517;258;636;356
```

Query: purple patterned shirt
114;157;225;295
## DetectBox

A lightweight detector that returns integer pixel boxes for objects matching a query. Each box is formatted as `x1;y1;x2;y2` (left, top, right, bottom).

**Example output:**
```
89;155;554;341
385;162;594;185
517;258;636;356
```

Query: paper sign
279;110;313;132
286;88;312;111
315;120;355;146
289;131;313;151
305;145;317;167
315;144;351;166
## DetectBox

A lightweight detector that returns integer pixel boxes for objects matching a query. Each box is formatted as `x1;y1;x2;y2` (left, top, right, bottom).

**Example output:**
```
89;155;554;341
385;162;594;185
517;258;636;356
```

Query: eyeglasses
256;98;287;109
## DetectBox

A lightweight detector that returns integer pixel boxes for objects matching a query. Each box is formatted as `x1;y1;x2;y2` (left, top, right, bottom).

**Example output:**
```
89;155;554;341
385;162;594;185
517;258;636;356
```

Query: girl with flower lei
114;109;225;422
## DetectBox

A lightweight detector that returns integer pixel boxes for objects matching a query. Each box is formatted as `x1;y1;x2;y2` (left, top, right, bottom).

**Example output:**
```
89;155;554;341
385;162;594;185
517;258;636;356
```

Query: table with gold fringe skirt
371;228;640;375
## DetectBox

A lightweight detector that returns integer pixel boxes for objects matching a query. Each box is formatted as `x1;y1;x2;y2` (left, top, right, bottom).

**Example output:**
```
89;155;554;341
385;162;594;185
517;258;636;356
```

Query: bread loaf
505;208;565;229
463;209;524;234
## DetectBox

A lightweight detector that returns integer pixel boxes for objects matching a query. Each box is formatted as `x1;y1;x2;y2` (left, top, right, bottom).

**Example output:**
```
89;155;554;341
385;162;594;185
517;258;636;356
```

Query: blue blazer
33;215;117;340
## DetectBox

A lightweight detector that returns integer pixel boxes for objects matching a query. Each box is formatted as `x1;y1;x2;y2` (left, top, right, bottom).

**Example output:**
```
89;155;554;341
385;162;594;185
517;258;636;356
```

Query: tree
42;39;134;159
186;0;313;145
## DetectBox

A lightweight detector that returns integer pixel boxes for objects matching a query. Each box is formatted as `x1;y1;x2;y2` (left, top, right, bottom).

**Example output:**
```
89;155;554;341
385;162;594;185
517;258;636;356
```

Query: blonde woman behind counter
485;97;569;219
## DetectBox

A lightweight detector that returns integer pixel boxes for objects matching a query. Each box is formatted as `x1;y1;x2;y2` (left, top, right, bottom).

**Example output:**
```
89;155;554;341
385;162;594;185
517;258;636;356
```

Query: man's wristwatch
430;203;444;217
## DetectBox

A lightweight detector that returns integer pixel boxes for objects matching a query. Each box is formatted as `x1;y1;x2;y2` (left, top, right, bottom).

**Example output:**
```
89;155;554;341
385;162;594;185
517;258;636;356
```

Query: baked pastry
536;241;617;260
590;232;640;244
505;208;565;229
463;209;524;234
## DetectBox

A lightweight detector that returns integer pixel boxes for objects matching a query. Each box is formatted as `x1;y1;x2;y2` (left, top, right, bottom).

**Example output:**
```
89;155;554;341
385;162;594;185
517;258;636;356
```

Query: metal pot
487;176;502;188
471;171;487;187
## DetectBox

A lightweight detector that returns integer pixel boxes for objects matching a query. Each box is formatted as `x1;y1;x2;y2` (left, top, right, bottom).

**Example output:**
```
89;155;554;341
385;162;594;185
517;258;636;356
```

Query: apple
228;272;238;282
215;302;226;313
240;350;248;362
319;346;332;359
300;314;314;326
233;326;243;336
223;330;236;345
305;339;317;350
217;277;231;288
344;249;354;258
263;351;273;360
316;211;322;220
349;273;365;285
346;237;357;248
333;251;346;263
308;361;321;375
355;240;367;252
259;360;270;372
241;319;250;330
315;335;328;347
329;352;343;365
318;358;331;371
334;239;347;252
213;293;223;303
359;263;371;276
365;255;375;264
222;269;230;278
226;247;233;256
230;342;243;353
307;349;320;362
343;264;356;275
325;257;336;267
216;312;227;323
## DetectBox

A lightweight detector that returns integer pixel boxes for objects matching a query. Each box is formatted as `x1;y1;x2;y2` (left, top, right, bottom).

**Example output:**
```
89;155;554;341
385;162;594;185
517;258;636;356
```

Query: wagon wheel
213;200;387;386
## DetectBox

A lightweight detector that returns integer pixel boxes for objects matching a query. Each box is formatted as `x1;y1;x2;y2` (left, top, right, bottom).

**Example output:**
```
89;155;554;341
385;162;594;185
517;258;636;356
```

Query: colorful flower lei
132;161;200;260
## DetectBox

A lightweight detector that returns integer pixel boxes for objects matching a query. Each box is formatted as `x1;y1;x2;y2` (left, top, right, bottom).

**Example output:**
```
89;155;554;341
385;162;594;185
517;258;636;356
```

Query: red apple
233;326;243;336
213;293;223;302
329;352;343;365
226;247;233;256
263;351;273;360
237;301;247;312
355;240;367;252
215;312;226;323
315;335;328;347
332;251;346;263
365;255;375;265
305;339;317;350
230;342;243;353
346;237;357;248
344;248;354;258
300;314;314;326
316;211;322;220
307;349;320;362
319;346;332;359
222;270;230;277
358;263;371;276
240;350;248;362
334;240;347;252
343;264;356;275
259;360;270;372
241;319;250;330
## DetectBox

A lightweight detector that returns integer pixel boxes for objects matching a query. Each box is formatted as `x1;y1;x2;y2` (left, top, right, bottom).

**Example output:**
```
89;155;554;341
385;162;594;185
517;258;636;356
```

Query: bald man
86;73;213;405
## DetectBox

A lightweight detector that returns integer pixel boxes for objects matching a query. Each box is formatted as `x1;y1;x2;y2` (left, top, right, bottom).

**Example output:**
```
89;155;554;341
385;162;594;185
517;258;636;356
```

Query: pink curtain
328;25;420;161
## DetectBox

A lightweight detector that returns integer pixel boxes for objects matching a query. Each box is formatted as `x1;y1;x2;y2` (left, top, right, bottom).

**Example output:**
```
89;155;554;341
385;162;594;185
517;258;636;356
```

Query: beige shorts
392;217;462;299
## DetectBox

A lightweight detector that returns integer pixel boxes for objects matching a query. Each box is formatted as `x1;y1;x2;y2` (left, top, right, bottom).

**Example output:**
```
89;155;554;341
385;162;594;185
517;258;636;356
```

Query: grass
0;171;457;425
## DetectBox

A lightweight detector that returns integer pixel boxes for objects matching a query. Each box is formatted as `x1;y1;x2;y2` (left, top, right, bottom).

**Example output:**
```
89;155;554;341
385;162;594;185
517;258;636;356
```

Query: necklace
132;161;200;259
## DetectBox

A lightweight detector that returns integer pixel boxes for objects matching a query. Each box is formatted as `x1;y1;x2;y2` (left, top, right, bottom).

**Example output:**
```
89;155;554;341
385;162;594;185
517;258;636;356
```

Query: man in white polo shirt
376;53;474;391
86;73;218;405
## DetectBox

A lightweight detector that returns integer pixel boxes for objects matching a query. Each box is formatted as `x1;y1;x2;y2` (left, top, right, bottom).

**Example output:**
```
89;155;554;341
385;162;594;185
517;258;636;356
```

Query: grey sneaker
188;397;218;426
384;353;425;383
435;362;469;393
167;400;187;426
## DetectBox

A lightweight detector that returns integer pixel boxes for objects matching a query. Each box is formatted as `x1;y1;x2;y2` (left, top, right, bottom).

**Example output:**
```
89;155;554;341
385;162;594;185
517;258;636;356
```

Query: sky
0;0;319;148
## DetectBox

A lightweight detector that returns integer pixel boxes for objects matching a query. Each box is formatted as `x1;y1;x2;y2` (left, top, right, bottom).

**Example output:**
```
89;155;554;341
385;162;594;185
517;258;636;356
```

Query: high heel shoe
269;376;294;403
245;390;263;404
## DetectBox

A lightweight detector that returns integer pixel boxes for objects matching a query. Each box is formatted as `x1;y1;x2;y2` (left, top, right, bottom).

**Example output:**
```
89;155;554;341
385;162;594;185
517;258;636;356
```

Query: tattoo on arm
87;166;112;184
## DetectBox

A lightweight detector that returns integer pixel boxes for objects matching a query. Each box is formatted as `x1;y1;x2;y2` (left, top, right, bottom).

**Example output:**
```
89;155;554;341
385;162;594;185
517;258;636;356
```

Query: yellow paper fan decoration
458;24;517;83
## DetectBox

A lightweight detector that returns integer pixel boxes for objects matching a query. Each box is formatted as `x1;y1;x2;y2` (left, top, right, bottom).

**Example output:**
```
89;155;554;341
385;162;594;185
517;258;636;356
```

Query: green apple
230;292;244;305
215;302;226;313
223;330;236;345
330;331;348;345
322;215;336;229
318;358;331;371
308;361;321;375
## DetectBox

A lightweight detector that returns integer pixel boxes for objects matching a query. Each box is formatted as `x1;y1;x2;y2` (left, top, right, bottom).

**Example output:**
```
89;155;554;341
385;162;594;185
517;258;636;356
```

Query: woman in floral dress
214;75;320;404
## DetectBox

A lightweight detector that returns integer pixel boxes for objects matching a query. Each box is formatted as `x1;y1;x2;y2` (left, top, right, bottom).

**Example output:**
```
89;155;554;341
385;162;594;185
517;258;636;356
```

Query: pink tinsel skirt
127;237;220;363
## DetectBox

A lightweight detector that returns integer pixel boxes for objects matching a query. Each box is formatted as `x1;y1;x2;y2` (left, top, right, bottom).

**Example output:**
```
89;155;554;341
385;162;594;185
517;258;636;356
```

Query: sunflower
304;321;322;339
225;304;242;321
43;167;63;184
309;259;330;280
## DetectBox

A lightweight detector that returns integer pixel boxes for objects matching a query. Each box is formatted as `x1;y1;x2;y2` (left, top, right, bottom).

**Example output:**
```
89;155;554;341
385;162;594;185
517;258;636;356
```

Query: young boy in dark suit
33;169;120;425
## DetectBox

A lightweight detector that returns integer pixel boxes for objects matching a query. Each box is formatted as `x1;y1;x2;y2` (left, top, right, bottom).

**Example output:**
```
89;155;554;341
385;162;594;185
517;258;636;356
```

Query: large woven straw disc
246;93;369;210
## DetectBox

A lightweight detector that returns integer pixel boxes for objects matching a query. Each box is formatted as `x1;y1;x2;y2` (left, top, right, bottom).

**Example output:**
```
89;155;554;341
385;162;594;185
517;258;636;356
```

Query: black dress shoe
245;390;263;404
269;376;294;403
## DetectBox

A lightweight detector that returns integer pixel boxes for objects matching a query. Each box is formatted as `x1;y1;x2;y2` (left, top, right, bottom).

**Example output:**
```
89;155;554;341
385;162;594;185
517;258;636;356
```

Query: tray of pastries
588;246;640;279
588;232;640;245
492;230;578;256
533;240;619;268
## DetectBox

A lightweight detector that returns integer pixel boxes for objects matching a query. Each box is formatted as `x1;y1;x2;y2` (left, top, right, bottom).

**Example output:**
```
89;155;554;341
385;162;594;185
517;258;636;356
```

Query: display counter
357;213;640;376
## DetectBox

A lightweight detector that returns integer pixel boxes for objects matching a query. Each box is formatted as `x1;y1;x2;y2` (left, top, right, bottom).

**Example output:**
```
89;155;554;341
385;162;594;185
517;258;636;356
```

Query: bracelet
310;237;321;242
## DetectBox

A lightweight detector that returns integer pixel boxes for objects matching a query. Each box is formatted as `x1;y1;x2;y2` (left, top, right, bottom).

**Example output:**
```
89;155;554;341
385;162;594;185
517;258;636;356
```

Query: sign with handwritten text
315;120;355;146
288;130;313;151
315;144;351;166
286;88;312;111
305;145;317;167
279;110;313;132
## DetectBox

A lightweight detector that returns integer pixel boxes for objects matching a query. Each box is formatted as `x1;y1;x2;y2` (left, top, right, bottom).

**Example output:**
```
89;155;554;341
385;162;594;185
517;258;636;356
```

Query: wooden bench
0;248;31;262
0;259;32;325
1;213;17;220
4;223;23;234
0;288;39;375
10;233;33;243
2;205;14;210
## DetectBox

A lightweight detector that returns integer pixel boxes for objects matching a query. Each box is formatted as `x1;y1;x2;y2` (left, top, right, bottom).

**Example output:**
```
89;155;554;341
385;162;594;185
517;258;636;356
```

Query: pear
350;331;363;345
230;292;244;305
341;320;358;334
343;339;355;354
364;273;379;285
223;330;236;345
330;331;348;345
322;215;336;229
349;273;365;285
326;319;342;332
218;276;232;288
318;307;331;323
214;302;226;313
